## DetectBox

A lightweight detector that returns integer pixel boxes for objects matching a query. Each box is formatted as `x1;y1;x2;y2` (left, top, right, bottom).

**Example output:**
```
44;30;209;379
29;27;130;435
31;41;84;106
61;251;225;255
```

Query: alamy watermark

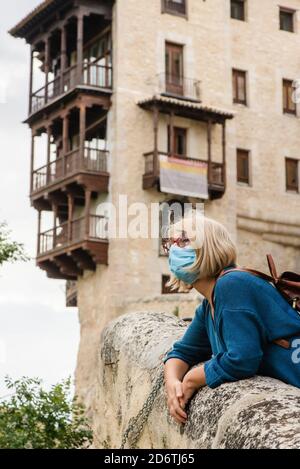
94;195;206;244
291;338;300;364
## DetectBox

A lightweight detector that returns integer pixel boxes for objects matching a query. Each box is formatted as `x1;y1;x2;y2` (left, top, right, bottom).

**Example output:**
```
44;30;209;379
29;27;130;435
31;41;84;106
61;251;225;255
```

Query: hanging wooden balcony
37;214;108;280
30;62;113;115
143;151;226;200
31;147;109;212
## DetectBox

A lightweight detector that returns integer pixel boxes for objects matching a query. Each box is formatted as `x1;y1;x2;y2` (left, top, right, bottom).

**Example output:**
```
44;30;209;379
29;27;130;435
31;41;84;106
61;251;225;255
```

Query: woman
163;215;300;425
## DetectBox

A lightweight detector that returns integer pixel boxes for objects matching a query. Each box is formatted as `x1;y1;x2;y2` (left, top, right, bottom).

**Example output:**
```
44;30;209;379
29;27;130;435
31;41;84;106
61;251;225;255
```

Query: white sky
0;0;80;395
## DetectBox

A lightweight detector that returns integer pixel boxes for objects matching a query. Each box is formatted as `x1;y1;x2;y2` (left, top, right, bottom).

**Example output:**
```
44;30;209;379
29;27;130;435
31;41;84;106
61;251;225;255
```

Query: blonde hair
167;214;237;292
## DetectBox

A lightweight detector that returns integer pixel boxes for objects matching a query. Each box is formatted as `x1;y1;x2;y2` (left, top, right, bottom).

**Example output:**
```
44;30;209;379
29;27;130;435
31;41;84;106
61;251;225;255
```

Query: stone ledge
94;311;300;449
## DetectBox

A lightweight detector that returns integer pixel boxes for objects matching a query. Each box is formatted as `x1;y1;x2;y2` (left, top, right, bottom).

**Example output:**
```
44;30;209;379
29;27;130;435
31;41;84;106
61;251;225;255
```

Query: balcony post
62;114;69;176
46;126;51;184
52;202;58;249
30;132;35;193
37;210;41;256
29;46;34;115
84;189;91;238
222;120;226;189
207;119;212;184
45;36;51;104
169;111;175;156
60;25;67;94
77;13;84;85
153;106;159;177
79;104;86;167
67;193;74;242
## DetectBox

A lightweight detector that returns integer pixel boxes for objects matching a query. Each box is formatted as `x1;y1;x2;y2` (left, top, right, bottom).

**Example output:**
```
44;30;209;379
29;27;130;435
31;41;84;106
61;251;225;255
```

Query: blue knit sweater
163;266;300;389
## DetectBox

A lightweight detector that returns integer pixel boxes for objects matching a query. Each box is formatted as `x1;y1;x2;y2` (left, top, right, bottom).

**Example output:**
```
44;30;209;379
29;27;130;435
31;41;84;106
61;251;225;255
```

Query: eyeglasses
161;231;190;254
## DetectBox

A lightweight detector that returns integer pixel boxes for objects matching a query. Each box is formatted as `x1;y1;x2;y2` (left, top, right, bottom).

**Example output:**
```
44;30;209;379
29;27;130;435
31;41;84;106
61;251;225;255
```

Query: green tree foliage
0;222;29;266
0;377;93;449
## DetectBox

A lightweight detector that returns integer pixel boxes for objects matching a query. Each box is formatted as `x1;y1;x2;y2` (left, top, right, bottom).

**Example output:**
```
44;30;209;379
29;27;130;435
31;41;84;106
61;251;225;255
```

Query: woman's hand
165;379;188;425
179;365;206;410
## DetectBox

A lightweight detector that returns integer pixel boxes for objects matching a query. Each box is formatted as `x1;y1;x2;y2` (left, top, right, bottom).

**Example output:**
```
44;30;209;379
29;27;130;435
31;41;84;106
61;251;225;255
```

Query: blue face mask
168;245;199;285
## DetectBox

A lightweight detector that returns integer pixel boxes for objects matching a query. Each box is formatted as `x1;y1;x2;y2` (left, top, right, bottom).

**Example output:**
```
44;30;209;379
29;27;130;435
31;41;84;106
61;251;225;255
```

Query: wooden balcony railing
158;73;201;102
31;61;113;113
143;151;225;188
38;215;108;256
32;147;109;193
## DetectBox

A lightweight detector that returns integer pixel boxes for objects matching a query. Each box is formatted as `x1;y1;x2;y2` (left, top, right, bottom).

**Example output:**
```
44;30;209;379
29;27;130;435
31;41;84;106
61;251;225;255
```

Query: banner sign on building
159;154;209;199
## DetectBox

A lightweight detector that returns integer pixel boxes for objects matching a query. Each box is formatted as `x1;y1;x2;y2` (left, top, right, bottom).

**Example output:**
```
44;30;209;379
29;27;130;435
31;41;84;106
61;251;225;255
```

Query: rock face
93;311;300;449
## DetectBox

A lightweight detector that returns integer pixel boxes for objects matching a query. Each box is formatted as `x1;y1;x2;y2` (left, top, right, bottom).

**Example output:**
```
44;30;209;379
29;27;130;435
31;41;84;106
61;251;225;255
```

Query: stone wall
94;311;300;449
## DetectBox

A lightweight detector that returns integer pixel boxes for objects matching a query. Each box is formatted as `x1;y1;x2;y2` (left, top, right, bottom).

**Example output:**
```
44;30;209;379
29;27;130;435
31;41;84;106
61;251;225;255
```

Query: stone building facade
10;0;300;413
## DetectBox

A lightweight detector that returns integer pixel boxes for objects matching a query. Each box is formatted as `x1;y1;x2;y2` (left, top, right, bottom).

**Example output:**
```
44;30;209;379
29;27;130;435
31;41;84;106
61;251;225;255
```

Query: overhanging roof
9;0;113;40
9;0;67;38
138;95;235;124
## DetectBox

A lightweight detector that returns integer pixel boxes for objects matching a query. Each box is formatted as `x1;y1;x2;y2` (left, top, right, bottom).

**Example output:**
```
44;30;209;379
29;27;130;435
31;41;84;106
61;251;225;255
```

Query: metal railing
158;73;201;101
30;62;113;113
32;147;109;192
38;215;108;255
143;151;225;185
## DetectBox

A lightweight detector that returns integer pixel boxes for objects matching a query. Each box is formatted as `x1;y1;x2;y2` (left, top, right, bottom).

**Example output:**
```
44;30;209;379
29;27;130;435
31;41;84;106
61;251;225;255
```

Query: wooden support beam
169;111;175;156
29;46;34;115
30;133;35;194
207;119;212;184
67;193;74;242
37;210;41;256
70;250;95;271
84;189;91;237
62;114;69;176
153;106;159;177
222;121;226;189
79;104;86;165
60;26;67;94
46;126;51;184
52;202;58;248
44;37;51;103
77;13;84;84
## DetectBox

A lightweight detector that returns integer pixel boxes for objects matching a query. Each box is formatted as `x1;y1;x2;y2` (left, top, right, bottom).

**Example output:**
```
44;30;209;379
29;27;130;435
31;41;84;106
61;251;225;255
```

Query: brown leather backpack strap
273;338;291;349
266;254;278;281
218;267;274;284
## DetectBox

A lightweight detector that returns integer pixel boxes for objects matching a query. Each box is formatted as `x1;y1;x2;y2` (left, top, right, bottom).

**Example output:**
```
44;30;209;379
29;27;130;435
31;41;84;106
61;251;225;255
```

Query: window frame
167;126;188;157
232;69;248;105
237;149;251;185
279;7;295;33
231;0;246;22
283;79;297;115
161;0;188;18
165;42;184;97
285;157;299;193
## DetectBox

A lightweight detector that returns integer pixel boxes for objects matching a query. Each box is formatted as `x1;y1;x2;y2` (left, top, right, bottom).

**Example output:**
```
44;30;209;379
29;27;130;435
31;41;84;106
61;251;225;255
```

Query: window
283;79;296;115
162;0;187;17
231;0;245;21
165;42;184;96
232;69;247;105
280;8;295;32
168;126;187;156
237;149;250;184
286;158;299;192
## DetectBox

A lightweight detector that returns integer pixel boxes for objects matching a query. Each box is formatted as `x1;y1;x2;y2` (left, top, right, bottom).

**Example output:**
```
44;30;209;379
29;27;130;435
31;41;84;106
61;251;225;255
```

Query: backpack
216;254;300;349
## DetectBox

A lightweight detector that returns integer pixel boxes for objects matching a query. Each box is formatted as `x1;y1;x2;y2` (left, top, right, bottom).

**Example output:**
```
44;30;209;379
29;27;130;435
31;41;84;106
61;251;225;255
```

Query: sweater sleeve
204;308;266;389
162;301;212;367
